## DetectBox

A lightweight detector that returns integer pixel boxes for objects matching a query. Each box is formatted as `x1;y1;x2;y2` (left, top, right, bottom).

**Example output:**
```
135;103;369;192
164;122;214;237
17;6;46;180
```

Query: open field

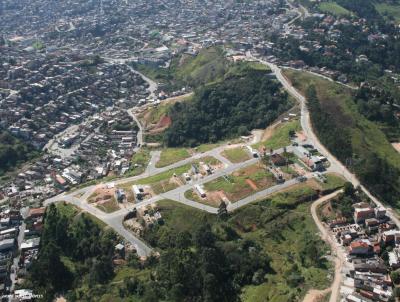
119;164;191;195
194;143;222;153
320;173;346;192
222;147;251;163
156;148;191;168
193;156;222;167
202;163;275;203
253;120;301;151
137;164;191;185
318;2;351;16
126;148;151;176
95;198;120;213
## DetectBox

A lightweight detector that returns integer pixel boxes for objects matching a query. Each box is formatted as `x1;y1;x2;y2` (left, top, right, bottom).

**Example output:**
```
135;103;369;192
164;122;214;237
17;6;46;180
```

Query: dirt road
304;190;345;302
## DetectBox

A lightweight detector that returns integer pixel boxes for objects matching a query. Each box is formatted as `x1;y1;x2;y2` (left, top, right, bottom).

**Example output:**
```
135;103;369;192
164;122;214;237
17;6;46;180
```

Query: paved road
45;144;303;256
284;66;358;90
248;53;400;227
127;108;144;152
244;54;400;301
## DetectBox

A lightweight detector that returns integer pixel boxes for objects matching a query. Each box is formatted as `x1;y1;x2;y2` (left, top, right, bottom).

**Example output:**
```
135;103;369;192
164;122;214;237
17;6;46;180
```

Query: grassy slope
150;192;331;302
318;2;351;16
375;2;400;22
222;147;251;163
155;148;191;168
253;120;301;150
284;69;400;170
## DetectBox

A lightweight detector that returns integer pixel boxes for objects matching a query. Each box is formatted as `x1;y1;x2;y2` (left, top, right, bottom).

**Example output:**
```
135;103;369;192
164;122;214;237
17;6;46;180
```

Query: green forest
0;131;39;176
24;203;118;301
163;68;292;147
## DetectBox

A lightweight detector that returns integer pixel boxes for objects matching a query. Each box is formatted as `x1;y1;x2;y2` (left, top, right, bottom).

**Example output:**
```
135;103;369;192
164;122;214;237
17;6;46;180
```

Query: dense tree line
141;222;272;302
164;69;292;147
272;1;400;83
0;131;39;176
26;204;118;301
306;85;400;208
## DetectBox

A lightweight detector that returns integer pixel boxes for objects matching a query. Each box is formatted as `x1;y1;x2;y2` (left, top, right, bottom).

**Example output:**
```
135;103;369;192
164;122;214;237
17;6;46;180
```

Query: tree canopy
164;68;292;147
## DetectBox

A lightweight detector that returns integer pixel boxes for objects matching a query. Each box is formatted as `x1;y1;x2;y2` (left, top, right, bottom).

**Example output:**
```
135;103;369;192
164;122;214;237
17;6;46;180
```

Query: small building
374;207;386;219
349;240;372;255
115;189;126;203
388;248;400;269
354;207;375;224
27;207;45;220
132;185;145;201
270;153;286;166
365;218;379;232
195;184;206;198
0;239;14;252
115;243;125;259
381;229;400;245
200;163;212;175
246;146;259;158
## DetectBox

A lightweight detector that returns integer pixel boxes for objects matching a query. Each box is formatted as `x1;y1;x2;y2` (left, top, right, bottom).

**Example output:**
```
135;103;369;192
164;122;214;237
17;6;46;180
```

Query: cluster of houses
0;204;44;296
1;49;147;149
329;202;399;301
123;205;163;238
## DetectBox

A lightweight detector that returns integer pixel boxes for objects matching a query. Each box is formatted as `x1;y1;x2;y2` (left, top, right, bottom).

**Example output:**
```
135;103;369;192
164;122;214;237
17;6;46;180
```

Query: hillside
143;188;330;301
0;131;40;177
164;66;292;147
284;69;400;208
23;203;118;301
132;47;230;91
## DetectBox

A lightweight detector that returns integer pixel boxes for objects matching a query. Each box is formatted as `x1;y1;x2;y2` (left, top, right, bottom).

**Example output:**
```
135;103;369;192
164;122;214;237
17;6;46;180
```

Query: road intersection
45;52;398;265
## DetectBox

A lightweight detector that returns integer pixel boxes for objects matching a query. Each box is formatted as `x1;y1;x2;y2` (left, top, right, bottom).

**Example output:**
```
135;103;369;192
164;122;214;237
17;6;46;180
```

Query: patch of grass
119;164;191;194
56;202;107;229
136;164;191;185
320;173;346;191
32;41;45;50
195;143;222;153
95;198;120;213
112;266;151;283
154;199;216;233
151;180;180;195
156;148;191;168
184;189;202;203
127;149;151;176
174;47;229;86
56;202;79;218
375;3;400;23
194;156;222;166
143;103;171;126
222;147;251;163
268;183;318;208
318;2;351;16
203;164;275;202
253;120;301;151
